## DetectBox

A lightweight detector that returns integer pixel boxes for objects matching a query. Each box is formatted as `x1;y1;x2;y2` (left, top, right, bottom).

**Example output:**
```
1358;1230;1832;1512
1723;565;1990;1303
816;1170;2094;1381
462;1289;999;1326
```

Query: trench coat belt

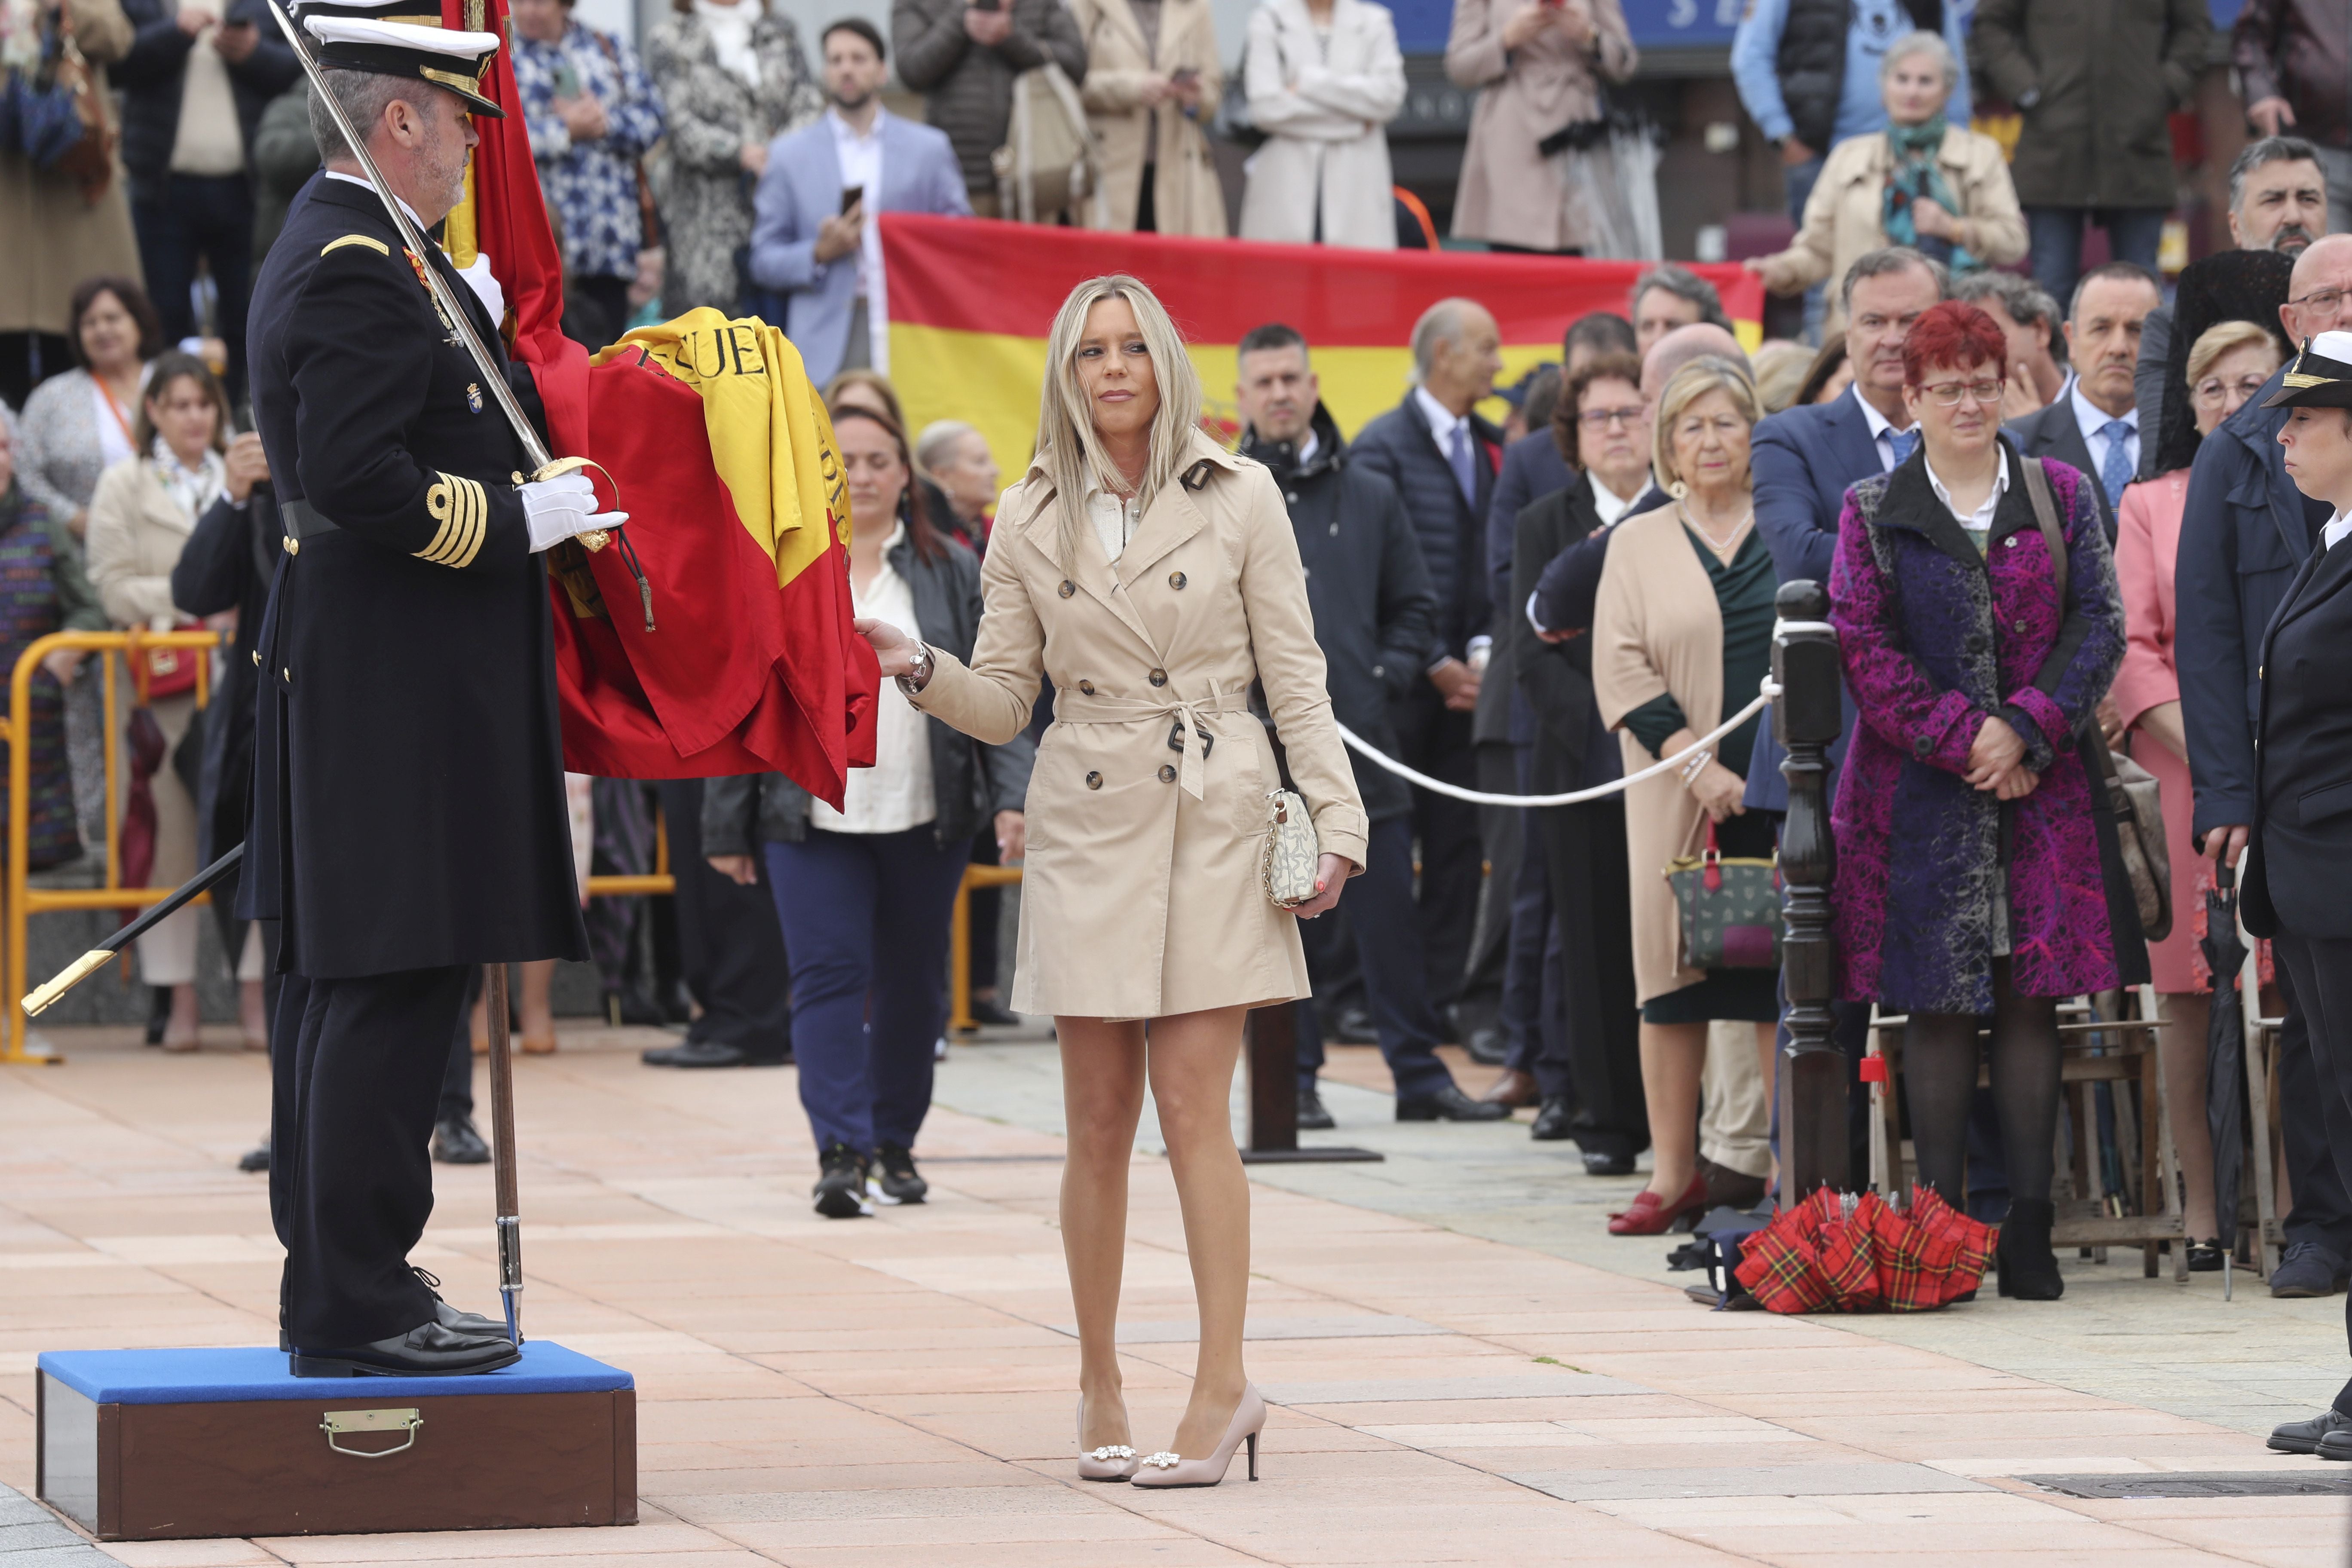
1051;684;1252;801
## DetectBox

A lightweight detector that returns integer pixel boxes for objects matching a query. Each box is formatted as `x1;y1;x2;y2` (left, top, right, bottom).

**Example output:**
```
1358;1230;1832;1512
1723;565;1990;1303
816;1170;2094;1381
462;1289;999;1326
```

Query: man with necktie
2005;260;2164;543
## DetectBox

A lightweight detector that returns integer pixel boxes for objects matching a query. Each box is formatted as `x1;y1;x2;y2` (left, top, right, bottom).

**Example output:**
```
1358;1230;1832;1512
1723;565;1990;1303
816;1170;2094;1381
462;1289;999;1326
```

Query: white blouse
812;524;937;834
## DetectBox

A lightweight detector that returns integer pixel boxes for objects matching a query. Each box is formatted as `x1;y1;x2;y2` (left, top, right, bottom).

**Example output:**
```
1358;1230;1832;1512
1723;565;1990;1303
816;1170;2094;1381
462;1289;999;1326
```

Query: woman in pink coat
2114;317;2282;1268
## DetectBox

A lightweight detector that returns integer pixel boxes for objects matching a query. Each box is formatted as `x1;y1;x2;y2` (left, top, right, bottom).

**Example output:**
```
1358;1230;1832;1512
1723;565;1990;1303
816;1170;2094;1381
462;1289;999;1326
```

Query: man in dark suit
246;15;617;1374
1236;324;1504;1125
1349;299;1505;1022
2004;260;2163;543
2238;331;2352;1460
2180;232;2352;1301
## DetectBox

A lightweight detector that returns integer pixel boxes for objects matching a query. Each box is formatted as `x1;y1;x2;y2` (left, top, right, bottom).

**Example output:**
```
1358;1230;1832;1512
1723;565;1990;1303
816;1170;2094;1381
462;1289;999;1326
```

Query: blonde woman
1592;357;1779;1235
857;275;1366;1487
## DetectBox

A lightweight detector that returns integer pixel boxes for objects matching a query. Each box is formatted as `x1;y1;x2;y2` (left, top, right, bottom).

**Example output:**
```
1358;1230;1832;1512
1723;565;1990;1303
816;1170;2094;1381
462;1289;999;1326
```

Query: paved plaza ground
3;1020;2349;1566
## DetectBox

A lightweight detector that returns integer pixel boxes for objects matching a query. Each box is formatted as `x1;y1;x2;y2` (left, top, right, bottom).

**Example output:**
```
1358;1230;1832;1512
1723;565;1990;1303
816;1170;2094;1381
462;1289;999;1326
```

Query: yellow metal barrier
949;863;1023;1034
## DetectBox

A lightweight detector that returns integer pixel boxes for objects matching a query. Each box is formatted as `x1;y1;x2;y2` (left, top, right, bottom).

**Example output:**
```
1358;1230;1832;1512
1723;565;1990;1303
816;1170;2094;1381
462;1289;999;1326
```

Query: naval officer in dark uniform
2247;331;2352;1460
245;3;624;1377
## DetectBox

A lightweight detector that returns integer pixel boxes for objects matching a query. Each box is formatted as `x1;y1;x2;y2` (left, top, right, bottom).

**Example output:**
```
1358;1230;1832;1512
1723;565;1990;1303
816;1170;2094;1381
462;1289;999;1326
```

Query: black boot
1995;1198;2064;1300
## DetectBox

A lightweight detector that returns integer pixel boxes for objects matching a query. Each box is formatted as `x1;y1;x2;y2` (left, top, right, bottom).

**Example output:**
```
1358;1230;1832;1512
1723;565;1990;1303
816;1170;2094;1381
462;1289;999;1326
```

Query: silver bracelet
1678;749;1713;788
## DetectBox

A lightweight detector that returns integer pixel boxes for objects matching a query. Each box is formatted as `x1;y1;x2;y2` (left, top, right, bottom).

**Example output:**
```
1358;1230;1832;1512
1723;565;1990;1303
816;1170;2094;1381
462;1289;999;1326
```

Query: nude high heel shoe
1075;1396;1139;1482
1130;1384;1266;1488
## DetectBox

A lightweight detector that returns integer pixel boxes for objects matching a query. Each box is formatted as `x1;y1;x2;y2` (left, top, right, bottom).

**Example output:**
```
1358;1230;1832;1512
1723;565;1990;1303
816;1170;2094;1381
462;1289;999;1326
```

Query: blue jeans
763;825;968;1155
1295;813;1456;1101
132;172;254;399
2024;206;2169;315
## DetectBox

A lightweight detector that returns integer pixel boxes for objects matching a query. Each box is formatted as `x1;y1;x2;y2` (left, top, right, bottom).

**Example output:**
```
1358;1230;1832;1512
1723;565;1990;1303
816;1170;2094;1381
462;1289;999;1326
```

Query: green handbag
1665;819;1783;970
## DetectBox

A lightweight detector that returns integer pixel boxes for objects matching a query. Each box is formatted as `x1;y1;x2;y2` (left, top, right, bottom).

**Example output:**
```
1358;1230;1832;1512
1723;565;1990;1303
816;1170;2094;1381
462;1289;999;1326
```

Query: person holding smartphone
891;0;1088;217
1065;0;1226;236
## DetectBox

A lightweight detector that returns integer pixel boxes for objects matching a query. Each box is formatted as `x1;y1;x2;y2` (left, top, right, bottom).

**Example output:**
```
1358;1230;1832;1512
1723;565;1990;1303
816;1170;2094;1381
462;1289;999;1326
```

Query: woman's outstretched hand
1291;853;1354;920
856;616;917;679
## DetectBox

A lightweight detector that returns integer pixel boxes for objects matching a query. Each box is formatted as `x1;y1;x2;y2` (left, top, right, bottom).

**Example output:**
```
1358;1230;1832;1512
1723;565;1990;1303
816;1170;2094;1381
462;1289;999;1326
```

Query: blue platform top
36;1341;632;1405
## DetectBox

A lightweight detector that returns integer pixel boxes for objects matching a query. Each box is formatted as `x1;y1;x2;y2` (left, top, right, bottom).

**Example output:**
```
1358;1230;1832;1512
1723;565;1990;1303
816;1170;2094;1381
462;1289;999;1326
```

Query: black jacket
1346;392;1502;668
171;483;277;866
1241;405;1435;823
113;0;300;200
2244;533;2352;940
1512;478;1623;796
703;529;1035;854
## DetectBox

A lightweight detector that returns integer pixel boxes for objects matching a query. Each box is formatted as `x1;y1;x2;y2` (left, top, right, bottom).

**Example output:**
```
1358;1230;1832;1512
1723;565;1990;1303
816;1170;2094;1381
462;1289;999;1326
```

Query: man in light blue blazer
748;18;971;386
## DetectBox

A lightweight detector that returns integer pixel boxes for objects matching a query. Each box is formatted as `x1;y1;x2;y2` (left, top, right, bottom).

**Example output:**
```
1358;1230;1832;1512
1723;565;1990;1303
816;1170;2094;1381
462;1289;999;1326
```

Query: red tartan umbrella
1735;1188;1997;1313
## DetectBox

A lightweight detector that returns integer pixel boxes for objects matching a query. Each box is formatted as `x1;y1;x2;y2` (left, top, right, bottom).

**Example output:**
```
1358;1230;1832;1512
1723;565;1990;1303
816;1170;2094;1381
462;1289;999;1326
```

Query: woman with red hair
1829;300;2145;1299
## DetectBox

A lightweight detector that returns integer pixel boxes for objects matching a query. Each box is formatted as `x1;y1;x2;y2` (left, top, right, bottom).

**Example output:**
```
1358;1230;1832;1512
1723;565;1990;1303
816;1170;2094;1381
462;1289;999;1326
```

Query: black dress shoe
410;1268;506;1336
1582;1148;1636;1176
1462;1026;1509;1066
2272;1408;2352;1455
1297;1085;1336;1130
642;1039;750;1068
1994;1198;2064;1300
291;1320;521;1377
967;995;1021;1027
1530;1095;1574;1141
1395;1083;1511;1122
238;1139;270;1173
431;1115;490;1164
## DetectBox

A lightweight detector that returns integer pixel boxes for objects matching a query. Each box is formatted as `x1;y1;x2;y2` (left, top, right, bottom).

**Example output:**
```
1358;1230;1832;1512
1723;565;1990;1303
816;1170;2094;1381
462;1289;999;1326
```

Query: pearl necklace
1680;502;1753;561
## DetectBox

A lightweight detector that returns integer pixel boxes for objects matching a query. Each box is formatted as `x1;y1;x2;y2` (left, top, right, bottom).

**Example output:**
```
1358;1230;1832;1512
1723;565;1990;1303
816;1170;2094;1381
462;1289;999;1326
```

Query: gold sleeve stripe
417;474;488;568
322;235;390;257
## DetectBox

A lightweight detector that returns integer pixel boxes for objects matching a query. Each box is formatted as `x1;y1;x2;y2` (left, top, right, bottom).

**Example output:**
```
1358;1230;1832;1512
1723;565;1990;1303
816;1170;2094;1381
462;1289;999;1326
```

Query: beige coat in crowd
1443;0;1637;252
1751;124;2028;318
909;430;1368;1020
1067;0;1228;238
1591;501;1725;1006
1237;0;1406;249
0;0;141;340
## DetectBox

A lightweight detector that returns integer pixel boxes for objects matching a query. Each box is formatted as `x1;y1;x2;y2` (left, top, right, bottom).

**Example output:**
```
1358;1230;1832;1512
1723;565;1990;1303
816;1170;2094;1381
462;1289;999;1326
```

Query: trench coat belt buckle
1050;685;1251;802
281;499;343;542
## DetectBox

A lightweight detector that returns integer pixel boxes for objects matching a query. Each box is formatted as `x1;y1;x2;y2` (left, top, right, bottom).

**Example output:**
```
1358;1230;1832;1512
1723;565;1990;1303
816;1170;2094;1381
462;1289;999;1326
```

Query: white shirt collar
827;105;886;143
1924;444;2009;533
1414;386;1466;450
2070;380;2138;445
324;170;425;231
1296;429;1321;468
2324;509;2352;551
1588;469;1640;527
1851;383;1897;440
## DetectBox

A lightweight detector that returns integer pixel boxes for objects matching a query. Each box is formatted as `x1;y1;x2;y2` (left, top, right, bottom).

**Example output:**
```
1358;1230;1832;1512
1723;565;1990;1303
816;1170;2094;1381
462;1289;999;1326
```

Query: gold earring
1667;478;1689;500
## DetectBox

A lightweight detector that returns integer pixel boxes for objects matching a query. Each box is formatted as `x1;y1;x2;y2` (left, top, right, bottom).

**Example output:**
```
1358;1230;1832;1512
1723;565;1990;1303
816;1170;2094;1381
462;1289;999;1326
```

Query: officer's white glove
520;471;630;553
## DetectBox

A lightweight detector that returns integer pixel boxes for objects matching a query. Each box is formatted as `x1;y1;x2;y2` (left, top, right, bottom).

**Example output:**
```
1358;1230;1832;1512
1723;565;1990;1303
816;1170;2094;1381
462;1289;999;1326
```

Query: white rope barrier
1335;681;1779;810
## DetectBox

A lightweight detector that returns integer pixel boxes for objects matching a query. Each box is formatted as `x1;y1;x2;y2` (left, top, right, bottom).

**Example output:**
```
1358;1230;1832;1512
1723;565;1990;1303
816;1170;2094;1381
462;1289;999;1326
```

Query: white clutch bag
1260;788;1320;909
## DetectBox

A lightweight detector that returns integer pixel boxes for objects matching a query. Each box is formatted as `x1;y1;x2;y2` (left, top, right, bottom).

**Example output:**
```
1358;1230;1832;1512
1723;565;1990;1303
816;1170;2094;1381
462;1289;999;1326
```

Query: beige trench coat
910;431;1368;1020
1068;0;1228;238
1444;0;1636;252
1752;125;2028;321
0;0;140;339
1591;502;1725;1005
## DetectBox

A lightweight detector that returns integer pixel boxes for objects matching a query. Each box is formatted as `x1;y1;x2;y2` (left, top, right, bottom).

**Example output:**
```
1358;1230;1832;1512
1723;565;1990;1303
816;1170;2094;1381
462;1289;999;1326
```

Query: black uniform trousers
1536;798;1646;1157
1391;683;1483;1014
1294;814;1457;1102
657;780;793;1054
2273;961;2352;1260
270;964;473;1349
2271;934;2352;1409
1502;744;1568;1098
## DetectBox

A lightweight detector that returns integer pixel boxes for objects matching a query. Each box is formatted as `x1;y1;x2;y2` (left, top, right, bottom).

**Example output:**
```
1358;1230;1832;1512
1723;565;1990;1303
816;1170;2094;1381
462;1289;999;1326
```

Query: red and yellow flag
883;213;1767;474
438;0;875;800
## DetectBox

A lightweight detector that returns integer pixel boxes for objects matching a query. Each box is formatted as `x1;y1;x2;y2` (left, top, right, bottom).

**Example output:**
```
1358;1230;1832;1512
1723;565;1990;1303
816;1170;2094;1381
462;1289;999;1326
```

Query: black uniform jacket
1511;476;1623;797
2244;533;2352;941
241;176;588;977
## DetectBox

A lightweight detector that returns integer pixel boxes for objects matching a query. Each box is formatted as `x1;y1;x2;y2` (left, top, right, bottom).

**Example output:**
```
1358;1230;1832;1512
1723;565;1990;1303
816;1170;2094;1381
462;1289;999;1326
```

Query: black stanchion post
1774;580;1847;1204
1238;1003;1381;1164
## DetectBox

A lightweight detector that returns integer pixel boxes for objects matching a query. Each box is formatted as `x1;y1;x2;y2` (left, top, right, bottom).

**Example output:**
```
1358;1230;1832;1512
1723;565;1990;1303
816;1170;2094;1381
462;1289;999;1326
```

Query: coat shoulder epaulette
321;233;391;258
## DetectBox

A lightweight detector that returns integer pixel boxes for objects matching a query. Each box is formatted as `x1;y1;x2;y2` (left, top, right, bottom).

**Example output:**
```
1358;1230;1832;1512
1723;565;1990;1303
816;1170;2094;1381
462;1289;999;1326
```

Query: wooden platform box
35;1342;636;1542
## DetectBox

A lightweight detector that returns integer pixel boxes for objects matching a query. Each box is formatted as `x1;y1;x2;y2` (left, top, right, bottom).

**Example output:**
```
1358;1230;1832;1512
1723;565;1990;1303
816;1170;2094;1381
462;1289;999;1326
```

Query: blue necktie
1886;427;1920;468
1447;422;1477;508
2099;419;2134;507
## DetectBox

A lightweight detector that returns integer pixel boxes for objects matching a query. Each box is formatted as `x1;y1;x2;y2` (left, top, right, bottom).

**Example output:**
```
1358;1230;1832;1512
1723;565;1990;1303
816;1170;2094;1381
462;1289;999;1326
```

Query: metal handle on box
321;1407;423;1458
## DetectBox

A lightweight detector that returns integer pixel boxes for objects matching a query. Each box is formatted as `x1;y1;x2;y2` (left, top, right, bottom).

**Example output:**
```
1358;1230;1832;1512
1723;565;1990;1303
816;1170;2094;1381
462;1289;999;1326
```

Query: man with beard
245;2;620;1374
1234;324;1503;1128
2134;137;2331;479
2005;260;2162;543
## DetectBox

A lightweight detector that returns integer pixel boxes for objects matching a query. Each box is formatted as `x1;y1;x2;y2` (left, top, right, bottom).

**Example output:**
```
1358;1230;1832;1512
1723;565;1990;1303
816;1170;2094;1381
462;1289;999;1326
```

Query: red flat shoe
1608;1173;1709;1236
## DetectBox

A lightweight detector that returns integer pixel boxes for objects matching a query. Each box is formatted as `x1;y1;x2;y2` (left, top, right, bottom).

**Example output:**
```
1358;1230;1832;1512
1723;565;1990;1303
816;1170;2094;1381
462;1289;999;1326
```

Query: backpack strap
2017;449;2067;608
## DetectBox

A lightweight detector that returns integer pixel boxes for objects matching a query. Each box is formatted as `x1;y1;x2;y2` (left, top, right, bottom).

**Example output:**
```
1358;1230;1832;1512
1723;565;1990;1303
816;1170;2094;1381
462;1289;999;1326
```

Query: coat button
1158;764;1176;783
1148;668;1167;687
251;650;261;667
2014;619;2027;633
2003;535;2018;548
1085;771;1102;790
1059;580;1075;598
1169;570;1186;589
1078;680;1095;695
283;667;292;682
282;535;299;555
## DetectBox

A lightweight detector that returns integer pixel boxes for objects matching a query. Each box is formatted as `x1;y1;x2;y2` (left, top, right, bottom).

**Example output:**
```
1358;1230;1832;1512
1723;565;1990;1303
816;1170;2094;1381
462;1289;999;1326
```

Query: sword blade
264;0;552;475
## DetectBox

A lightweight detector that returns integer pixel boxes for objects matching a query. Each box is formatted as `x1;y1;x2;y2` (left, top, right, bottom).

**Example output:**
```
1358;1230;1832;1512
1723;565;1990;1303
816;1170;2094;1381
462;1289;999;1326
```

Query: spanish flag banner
883;214;1767;472
437;0;874;800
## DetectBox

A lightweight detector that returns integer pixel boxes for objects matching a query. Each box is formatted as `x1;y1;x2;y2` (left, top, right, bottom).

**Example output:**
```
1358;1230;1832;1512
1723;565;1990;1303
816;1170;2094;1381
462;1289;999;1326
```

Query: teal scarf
1882;117;1978;273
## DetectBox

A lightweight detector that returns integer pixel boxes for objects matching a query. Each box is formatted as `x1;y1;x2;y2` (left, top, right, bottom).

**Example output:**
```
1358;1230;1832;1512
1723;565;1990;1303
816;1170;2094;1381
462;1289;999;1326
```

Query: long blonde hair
1035;274;1202;567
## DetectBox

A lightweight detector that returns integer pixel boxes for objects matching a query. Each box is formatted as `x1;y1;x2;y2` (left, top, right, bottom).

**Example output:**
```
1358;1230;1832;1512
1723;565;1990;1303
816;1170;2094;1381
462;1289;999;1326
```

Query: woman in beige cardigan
1069;0;1226;236
85;352;269;1050
1444;0;1637;253
859;275;1365;1487
1592;358;1779;1235
1746;33;2025;323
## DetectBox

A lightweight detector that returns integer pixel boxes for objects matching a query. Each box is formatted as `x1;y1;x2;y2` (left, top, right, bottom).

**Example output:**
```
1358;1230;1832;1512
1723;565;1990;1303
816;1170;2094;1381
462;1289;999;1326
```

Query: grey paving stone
0;1491;107;1567
1509;1462;1992;1502
1263;1374;1649;1404
0;1520;83;1555
0;1495;47;1528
